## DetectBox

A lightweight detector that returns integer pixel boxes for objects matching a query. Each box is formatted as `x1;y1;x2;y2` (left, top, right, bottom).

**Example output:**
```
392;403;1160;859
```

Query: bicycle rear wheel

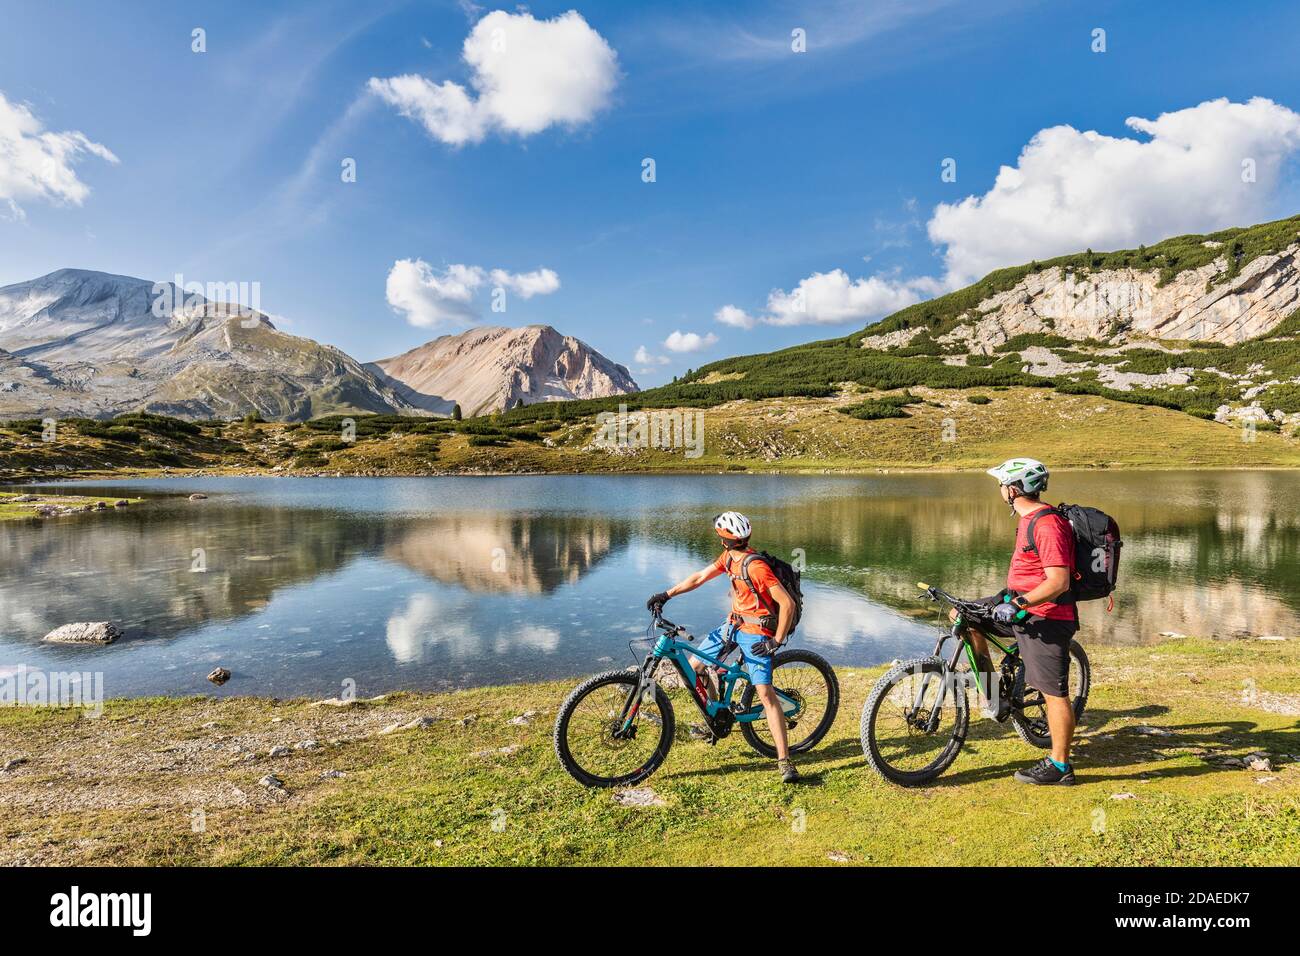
739;648;840;758
554;670;675;788
1011;640;1091;749
861;657;969;786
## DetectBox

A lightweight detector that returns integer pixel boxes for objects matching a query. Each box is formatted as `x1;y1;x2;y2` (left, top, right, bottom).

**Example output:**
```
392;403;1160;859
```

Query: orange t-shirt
713;549;781;635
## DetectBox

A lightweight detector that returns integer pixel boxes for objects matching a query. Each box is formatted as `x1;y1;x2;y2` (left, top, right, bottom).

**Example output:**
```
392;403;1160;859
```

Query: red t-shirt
713;549;781;635
1008;506;1077;621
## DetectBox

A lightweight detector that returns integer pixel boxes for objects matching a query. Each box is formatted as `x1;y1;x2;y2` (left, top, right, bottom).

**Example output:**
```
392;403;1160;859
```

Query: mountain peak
371;323;637;416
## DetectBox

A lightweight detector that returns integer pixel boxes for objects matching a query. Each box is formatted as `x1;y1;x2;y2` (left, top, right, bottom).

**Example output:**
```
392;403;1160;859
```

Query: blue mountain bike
554;611;840;787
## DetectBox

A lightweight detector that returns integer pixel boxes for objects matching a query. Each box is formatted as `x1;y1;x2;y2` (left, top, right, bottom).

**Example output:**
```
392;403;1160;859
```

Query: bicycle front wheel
553;670;675;788
739;648;840;758
861;657;969;786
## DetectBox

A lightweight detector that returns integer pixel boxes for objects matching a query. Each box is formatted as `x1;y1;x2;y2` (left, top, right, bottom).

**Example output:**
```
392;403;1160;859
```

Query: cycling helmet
986;458;1049;495
713;511;752;541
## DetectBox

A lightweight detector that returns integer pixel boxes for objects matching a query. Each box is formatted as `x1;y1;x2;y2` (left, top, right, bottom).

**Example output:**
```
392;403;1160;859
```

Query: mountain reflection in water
0;472;1295;698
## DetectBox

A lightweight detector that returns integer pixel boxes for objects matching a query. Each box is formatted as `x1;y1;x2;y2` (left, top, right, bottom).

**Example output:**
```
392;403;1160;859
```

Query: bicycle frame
910;603;1019;734
617;621;802;735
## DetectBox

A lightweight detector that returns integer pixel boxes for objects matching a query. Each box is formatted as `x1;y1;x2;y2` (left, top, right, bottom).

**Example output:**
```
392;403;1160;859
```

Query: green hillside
501;214;1300;428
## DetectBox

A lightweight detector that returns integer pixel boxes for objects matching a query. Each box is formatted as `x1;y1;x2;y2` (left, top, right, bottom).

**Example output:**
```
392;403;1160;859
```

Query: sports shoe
777;758;800;784
1014;757;1075;785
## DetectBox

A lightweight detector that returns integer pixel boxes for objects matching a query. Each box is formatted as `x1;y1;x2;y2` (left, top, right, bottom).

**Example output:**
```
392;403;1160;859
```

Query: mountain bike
554;612;840;787
860;583;1090;786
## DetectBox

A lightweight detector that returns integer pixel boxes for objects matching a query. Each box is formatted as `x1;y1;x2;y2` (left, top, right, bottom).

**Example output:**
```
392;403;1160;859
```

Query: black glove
646;592;670;612
749;638;781;657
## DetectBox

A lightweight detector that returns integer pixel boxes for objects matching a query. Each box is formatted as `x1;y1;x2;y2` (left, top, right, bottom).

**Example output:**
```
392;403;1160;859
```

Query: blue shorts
695;621;774;686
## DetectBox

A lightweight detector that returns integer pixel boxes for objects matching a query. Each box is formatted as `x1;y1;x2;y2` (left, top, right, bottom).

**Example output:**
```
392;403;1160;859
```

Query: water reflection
0;472;1295;698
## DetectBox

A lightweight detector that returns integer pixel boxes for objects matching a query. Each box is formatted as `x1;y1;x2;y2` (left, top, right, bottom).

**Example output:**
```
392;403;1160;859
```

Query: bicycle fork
616;654;663;737
911;628;970;733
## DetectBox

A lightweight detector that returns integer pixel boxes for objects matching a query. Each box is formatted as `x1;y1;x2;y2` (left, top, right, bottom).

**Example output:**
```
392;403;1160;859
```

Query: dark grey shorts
1012;617;1078;698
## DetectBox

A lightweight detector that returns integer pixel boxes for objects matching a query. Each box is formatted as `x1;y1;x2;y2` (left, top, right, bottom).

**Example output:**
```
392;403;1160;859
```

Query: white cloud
664;330;718;353
386;260;484;327
929;96;1300;286
369;10;619;147
714;304;755;329
719;271;942;328
489;267;559;298
385;259;560;328
634;345;670;366
0;91;118;219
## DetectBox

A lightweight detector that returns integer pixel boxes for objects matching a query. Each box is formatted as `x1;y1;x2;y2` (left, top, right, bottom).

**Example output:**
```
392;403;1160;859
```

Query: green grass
2;638;1297;866
0;491;142;521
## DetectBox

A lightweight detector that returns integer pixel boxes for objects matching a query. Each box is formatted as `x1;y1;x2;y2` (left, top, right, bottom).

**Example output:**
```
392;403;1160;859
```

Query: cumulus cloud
369;10;619;147
0;91;118;219
717;271;941;329
718;97;1300;327
634;345;670;366
714;304;755;329
664;330;718;353
929;97;1300;285
489;267;559;299
385;258;558;328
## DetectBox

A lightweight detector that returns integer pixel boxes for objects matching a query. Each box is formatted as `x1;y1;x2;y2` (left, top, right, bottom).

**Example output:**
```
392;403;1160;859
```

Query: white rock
1110;792;1136;800
613;786;667;808
267;745;291;758
42;621;121;645
294;740;319;750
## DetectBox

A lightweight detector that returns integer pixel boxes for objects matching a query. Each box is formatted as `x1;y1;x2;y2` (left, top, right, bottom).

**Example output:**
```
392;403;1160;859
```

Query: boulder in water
42;622;121;645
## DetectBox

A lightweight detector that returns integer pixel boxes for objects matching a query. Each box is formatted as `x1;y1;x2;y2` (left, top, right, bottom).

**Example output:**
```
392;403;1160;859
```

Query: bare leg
689;656;719;700
1044;692;1075;764
756;684;789;759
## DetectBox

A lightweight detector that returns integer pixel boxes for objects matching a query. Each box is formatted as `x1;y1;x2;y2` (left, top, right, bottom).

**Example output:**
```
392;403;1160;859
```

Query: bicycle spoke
565;682;666;780
873;669;962;774
747;660;831;750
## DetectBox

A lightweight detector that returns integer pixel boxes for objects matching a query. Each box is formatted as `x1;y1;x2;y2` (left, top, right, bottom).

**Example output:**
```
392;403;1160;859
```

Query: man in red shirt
968;458;1080;785
646;511;800;783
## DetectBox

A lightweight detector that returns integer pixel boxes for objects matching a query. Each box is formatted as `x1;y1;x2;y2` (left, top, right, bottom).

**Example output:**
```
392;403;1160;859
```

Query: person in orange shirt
647;512;800;783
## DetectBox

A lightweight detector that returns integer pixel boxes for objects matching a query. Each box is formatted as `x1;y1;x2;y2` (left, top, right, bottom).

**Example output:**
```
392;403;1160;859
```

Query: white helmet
987;458;1050;495
713;511;752;541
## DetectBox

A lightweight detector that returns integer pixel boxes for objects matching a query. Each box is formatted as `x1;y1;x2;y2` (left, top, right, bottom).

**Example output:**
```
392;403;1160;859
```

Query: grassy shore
0;490;142;521
2;637;1297;866
4;387;1300;482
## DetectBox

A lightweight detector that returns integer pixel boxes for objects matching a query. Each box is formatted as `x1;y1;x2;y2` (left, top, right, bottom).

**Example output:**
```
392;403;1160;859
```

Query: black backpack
1025;504;1122;603
729;550;804;635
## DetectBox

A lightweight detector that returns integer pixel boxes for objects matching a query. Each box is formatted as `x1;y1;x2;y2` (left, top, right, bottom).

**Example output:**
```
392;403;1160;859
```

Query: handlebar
916;582;1032;625
649;608;687;636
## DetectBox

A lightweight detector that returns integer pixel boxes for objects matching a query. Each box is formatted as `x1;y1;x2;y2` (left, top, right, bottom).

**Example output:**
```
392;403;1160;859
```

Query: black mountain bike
860;583;1090;786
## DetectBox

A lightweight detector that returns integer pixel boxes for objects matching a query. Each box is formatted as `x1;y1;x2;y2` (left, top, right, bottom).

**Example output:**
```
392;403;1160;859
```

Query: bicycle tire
739;648;840;758
553;669;675;788
861;656;969;786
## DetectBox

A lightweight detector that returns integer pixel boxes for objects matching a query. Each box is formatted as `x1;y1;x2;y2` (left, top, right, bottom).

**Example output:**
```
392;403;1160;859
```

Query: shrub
967;395;991;405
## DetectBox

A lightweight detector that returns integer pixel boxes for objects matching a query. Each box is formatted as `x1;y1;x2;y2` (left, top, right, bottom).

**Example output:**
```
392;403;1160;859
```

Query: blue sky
3;0;1300;384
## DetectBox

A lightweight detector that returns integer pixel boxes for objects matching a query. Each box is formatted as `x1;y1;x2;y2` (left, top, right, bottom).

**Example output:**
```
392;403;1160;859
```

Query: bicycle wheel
553;669;675;788
1011;640;1091;749
861;657;969;786
739;648;840;758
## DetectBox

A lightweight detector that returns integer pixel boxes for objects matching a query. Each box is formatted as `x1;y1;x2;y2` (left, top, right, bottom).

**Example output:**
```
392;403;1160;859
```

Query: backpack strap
736;552;778;630
1021;505;1064;554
